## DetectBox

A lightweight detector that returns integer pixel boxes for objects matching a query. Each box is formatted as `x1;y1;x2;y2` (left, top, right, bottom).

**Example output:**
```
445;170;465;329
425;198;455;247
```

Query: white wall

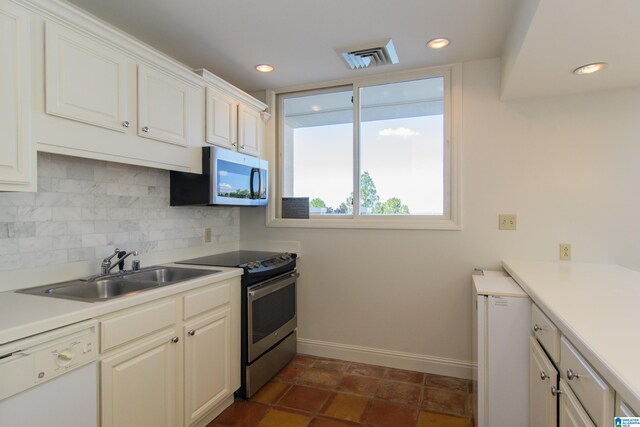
240;57;640;378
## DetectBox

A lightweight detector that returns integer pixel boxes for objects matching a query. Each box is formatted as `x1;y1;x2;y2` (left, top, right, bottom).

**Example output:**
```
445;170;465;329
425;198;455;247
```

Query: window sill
266;216;461;231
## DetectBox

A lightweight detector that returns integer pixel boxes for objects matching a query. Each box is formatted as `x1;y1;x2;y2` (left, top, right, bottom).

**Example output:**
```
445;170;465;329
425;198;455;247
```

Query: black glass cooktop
176;250;283;267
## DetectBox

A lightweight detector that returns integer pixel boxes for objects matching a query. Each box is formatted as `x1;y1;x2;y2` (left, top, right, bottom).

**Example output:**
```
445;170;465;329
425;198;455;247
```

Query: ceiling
65;0;640;99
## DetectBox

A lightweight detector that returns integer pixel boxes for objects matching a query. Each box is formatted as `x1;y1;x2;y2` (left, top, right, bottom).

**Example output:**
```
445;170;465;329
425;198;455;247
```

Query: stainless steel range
177;251;297;398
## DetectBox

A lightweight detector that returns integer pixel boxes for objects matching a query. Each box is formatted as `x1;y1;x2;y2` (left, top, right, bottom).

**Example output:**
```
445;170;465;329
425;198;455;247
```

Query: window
272;66;460;229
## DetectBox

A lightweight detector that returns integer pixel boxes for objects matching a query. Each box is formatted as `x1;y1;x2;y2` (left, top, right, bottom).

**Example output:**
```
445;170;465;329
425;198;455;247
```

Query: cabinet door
101;331;180;427
560;380;596;427
530;336;558;427
237;104;261;157
45;21;130;133
184;307;231;426
138;65;190;146
0;1;34;192
205;87;238;149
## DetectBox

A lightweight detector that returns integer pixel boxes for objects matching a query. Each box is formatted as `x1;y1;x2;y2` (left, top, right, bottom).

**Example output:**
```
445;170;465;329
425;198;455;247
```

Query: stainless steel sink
122;267;218;284
17;266;221;302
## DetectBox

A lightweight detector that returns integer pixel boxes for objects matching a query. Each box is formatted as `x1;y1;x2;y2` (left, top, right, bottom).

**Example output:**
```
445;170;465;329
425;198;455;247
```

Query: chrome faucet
100;249;139;275
100;248;122;275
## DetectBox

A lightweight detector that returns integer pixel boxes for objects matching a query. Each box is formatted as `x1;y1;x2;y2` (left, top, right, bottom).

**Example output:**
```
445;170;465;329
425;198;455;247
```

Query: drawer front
183;280;230;320
101;299;176;352
560;337;613;427
532;304;560;363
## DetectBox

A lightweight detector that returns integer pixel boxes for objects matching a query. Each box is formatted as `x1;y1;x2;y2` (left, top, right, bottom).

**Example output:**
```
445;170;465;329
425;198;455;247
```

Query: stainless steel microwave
170;147;268;206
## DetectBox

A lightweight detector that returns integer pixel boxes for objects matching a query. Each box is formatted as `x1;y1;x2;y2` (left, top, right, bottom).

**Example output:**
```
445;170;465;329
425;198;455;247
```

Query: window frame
266;64;462;230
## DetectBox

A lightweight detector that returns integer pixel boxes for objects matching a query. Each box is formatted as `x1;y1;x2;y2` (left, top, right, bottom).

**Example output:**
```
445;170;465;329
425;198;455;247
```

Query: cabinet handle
241;145;246;149
533;324;541;332
170;336;179;343
551;385;561;396
188;330;196;336
142;126;150;133
122;120;130;128
566;369;579;380
540;371;548;380
232;142;237;147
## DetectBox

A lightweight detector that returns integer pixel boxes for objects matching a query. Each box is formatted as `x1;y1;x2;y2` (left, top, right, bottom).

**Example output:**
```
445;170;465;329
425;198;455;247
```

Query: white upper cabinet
0;1;35;192
197;68;267;158
205;86;238;149
45;21;130;133
138;65;190;147
34;1;205;173
238;103;261;157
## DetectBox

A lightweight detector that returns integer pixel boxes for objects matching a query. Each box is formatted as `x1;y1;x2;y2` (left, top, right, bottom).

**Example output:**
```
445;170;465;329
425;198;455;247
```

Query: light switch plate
499;214;517;230
204;227;212;243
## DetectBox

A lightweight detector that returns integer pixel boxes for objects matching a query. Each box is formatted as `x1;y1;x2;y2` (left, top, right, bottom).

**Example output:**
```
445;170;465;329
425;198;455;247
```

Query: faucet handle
116;251;127;271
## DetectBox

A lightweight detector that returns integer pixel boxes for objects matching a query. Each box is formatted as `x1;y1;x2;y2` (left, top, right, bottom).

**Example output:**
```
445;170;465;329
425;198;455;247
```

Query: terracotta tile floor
208;354;473;427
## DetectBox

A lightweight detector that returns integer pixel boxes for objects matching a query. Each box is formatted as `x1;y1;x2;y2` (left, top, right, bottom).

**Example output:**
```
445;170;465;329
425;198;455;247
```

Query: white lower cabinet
184;307;231;426
98;277;240;427
560;379;596;427
530;336;558;427
101;329;180;427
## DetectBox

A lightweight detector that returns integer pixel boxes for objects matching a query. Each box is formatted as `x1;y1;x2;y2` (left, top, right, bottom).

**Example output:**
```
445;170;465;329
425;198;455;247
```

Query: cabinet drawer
532;304;560;363
560;337;613;427
101;299;176;352
183;281;230;320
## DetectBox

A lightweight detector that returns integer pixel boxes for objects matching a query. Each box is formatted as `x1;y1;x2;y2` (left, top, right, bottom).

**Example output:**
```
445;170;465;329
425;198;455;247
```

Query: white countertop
503;260;640;412
0;264;242;346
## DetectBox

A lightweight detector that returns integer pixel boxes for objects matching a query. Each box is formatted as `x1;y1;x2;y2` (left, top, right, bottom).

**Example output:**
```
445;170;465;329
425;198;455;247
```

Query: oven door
247;272;297;362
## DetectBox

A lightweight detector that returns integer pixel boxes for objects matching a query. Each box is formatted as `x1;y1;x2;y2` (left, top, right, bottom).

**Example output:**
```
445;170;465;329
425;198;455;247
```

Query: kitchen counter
0;264;242;345
503;260;640;413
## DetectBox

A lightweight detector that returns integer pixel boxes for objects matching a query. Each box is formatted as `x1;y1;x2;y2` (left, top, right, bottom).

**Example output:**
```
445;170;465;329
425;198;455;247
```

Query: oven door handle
248;272;298;299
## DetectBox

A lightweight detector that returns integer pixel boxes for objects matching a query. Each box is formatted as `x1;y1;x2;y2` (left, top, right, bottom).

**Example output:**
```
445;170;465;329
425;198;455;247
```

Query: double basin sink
18;266;221;302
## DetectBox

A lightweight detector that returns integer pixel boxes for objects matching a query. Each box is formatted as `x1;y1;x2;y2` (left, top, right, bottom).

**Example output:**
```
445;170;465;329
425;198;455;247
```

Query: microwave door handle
258;168;263;199
249;168;257;199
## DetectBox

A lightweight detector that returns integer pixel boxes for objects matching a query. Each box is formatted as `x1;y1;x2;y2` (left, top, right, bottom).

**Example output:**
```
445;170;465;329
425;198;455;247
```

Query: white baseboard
297;337;474;380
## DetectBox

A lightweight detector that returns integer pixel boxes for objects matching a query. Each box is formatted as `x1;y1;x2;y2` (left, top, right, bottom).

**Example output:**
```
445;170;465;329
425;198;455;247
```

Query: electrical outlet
499;214;517;230
559;243;572;260
204;227;212;243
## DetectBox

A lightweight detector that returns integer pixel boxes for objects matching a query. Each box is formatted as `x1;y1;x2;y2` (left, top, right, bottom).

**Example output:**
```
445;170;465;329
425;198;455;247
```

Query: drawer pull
122;120;130;128
171;336;179;343
533;324;542;332
551;385;562;396
142;126;150;133
566;368;580;380
540;371;549;380
188;330;196;336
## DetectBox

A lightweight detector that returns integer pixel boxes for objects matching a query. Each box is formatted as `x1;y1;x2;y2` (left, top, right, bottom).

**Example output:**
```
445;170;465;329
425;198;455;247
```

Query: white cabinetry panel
238;103;261;157
184;308;231;426
101;330;179;427
138;65;190;146
205;87;238;149
45;21;129;133
0;1;34;191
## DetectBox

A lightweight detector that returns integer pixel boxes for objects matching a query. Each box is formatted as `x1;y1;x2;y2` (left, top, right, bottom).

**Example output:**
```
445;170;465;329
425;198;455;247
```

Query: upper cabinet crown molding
196;68;267;113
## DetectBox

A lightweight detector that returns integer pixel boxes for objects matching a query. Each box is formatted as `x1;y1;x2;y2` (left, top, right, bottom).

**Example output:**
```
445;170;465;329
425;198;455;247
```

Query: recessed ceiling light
427;38;450;49
255;64;274;73
573;62;607;75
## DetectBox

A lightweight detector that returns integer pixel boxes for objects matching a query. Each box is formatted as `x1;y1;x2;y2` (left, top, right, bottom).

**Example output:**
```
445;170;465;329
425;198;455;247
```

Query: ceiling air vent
338;39;399;70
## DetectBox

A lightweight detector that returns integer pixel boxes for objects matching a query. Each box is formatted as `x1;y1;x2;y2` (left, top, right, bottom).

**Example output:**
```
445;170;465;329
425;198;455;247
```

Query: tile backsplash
0;153;239;271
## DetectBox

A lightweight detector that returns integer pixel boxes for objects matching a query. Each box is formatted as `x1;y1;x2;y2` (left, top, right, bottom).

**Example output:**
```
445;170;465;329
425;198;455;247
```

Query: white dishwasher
0;319;98;427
